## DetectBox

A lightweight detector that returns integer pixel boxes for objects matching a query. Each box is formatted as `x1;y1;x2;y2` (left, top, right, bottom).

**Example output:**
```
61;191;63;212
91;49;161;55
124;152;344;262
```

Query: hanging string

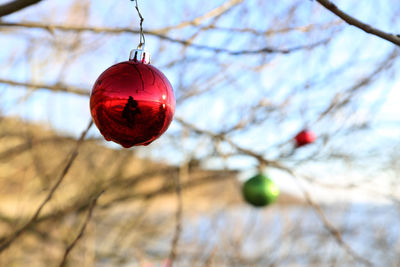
131;0;145;49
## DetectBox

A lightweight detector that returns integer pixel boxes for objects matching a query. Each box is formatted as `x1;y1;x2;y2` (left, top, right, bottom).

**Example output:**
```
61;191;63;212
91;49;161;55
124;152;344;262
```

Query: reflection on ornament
90;50;175;148
242;173;280;207
294;129;316;148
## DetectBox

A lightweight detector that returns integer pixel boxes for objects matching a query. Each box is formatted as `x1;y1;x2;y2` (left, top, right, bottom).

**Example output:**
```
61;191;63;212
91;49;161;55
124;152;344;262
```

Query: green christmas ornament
242;173;280;207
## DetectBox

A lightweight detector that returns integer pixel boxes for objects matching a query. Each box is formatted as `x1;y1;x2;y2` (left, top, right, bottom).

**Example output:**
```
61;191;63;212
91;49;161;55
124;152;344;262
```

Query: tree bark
0;0;43;18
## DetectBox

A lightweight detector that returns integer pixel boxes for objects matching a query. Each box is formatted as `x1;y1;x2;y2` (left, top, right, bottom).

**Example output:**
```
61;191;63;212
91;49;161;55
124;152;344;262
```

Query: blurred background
0;0;400;266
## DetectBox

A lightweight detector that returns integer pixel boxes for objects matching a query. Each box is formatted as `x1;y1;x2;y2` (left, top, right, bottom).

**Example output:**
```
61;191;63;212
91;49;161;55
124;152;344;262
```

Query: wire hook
131;0;145;49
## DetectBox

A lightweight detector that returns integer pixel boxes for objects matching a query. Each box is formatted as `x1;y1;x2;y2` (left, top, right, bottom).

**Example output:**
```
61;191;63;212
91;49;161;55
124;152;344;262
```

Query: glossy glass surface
90;61;175;148
242;174;280;207
294;130;316;147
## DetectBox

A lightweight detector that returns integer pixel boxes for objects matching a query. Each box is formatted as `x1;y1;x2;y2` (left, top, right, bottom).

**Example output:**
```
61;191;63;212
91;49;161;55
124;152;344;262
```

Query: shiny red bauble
90;57;175;148
294;129;316;147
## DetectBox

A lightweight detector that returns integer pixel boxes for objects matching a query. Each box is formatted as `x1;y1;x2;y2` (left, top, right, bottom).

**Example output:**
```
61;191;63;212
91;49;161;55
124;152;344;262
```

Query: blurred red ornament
294;129;316;147
90;50;175;148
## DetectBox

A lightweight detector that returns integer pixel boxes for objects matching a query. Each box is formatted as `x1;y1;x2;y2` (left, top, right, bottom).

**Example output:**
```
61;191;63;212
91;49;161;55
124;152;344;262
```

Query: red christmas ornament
294;129;316;147
90;50;175;148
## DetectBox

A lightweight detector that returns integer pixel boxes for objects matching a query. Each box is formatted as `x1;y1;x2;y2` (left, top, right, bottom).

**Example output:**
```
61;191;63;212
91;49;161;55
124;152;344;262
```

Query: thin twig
197;20;342;36
168;162;185;266
316;0;400;46
156;0;243;32
0;21;329;55
315;48;398;123
0;120;93;253
290;173;373;266
175;117;281;169
58;190;104;267
0;78;89;96
101;171;236;209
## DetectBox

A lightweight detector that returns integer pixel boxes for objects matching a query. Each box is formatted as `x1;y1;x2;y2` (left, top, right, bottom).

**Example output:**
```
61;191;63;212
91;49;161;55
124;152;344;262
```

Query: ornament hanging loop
129;0;149;63
257;161;267;173
131;0;145;50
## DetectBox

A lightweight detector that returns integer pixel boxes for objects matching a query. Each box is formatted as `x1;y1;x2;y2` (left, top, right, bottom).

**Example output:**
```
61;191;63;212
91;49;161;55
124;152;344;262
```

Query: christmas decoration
90;49;175;148
242;173;280;207
294;129;316;147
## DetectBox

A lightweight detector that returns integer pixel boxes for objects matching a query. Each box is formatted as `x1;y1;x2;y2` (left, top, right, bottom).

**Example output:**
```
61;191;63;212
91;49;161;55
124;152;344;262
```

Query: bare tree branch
175;117;282;169
315;48;398;123
0;78;89;96
101;172;236;209
316;0;400;46
199;20;342;36
169;163;185;266
0;120;93;254
0;0;43;18
0;21;330;55
157;0;243;32
291;172;373;267
58;190;104;267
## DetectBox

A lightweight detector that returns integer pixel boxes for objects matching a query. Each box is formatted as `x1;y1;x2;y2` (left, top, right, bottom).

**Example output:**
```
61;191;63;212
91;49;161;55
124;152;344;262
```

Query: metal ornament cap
129;49;151;64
